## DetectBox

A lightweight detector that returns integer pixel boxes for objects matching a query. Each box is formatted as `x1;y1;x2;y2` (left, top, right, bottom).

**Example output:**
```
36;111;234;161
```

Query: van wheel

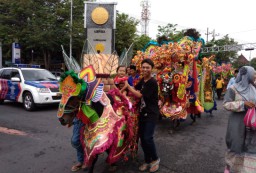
0;99;4;104
23;92;36;111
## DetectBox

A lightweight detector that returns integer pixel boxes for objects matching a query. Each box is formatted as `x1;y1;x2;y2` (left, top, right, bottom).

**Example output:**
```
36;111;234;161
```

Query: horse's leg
87;155;99;173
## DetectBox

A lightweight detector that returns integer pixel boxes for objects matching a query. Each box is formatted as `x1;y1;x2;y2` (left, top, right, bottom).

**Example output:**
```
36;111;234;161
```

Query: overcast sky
100;0;256;59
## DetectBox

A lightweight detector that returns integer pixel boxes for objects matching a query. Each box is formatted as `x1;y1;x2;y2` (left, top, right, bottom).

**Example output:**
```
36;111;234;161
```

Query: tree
133;34;151;52
0;0;86;68
250;58;256;69
184;28;201;40
156;23;184;42
204;35;238;65
115;12;139;56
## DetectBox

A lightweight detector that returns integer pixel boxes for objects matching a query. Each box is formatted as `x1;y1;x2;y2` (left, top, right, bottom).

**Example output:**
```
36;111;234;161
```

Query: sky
100;0;256;60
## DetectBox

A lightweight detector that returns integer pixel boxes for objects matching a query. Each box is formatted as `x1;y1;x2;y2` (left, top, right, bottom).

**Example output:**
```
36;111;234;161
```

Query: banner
12;43;21;64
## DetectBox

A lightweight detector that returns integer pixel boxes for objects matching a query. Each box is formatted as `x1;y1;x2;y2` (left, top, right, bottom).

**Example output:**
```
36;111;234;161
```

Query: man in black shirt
123;58;160;173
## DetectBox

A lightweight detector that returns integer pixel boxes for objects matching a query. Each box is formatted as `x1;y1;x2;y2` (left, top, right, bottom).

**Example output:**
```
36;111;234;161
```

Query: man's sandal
139;163;150;172
71;163;82;172
149;158;160;173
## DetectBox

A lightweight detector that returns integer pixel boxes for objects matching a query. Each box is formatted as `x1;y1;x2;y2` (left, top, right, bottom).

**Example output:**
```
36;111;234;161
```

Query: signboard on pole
12;43;21;64
87;28;112;54
84;2;117;54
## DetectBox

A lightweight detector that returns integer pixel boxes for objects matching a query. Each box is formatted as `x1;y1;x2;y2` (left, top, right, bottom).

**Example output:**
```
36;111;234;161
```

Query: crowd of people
68;62;256;173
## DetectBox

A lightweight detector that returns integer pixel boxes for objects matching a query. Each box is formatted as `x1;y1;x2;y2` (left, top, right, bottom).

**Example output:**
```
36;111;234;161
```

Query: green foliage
0;1;143;68
205;35;238;65
156;23;184;42
184;28;201;40
0;0;85;68
250;58;256;70
133;34;151;52
115;12;139;56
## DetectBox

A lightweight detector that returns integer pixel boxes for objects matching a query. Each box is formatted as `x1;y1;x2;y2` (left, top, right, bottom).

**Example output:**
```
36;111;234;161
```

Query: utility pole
0;39;2;68
141;0;150;36
205;28;220;43
212;29;220;40
205;27;212;43
70;0;73;58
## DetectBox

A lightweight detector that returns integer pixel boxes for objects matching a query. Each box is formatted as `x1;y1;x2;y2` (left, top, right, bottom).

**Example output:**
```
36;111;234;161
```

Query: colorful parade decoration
57;65;139;167
132;36;204;121
212;63;234;94
199;56;217;113
57;2;140;172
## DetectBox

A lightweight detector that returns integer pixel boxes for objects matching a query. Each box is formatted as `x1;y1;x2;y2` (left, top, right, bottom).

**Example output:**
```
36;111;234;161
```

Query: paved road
0;100;228;173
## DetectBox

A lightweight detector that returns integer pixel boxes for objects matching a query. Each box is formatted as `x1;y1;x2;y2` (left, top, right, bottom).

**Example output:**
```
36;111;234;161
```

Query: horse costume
57;65;138;173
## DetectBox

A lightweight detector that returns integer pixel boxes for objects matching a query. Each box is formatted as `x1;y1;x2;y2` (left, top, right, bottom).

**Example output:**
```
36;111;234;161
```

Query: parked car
0;66;61;111
51;71;63;81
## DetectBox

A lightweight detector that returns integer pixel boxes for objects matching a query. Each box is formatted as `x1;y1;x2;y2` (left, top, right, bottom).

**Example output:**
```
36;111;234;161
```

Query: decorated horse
57;47;139;173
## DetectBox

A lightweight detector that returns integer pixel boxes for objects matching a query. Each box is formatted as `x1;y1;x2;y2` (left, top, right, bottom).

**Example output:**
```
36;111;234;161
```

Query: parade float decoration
199;56;217;114
132;36;204;122
57;2;139;172
58;49;139;171
212;63;234;93
186;75;204;118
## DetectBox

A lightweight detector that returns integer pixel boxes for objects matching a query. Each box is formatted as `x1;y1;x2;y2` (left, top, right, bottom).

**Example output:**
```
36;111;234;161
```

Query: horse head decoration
57;65;137;169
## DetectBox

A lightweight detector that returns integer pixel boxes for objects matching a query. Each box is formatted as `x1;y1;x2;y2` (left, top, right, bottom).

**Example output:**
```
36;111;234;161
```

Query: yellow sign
91;7;109;25
95;43;105;53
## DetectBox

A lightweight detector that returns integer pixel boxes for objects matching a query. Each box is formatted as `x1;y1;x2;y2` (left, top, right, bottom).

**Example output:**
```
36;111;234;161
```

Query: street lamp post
70;0;73;58
0;39;2;68
245;48;254;66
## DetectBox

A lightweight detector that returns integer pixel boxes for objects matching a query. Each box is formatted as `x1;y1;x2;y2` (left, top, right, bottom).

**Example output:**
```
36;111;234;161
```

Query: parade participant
71;117;86;172
226;69;239;89
186;75;202;124
114;65;128;89
122;58;160;173
114;65;129;96
126;66;131;76
114;65;133;109
223;66;256;173
216;76;224;99
128;65;140;86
